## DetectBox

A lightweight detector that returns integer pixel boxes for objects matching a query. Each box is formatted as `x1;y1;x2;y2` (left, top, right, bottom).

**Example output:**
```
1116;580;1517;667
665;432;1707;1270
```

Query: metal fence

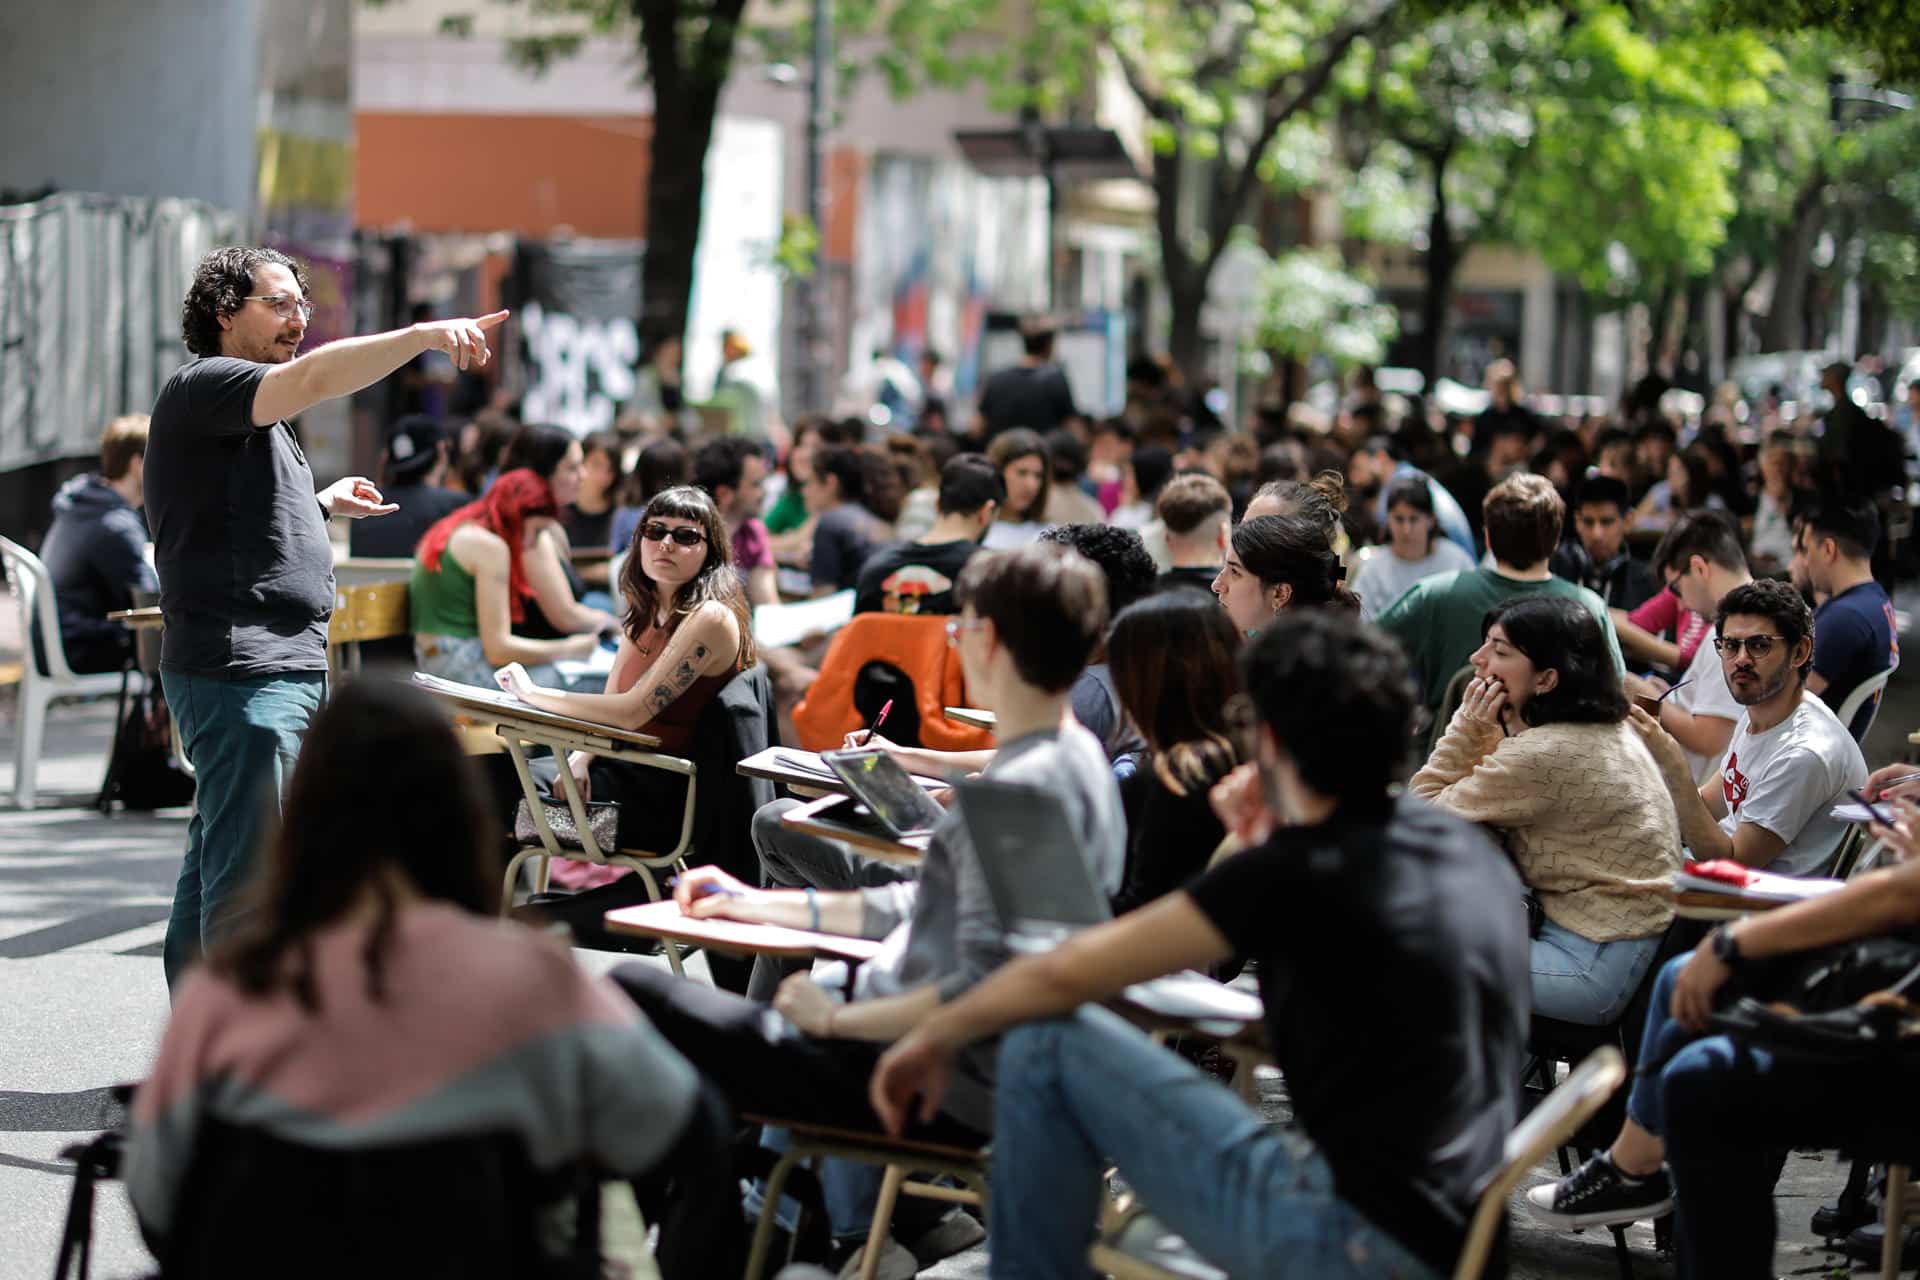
0;193;243;474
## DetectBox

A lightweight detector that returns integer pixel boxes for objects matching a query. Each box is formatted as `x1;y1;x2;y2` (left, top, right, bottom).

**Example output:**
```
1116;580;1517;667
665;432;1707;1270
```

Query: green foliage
1250;246;1399;366
768;212;821;279
1352;2;1785;307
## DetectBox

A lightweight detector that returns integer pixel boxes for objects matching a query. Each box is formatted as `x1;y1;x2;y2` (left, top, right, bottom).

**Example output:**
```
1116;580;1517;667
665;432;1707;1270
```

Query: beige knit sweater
1410;713;1681;942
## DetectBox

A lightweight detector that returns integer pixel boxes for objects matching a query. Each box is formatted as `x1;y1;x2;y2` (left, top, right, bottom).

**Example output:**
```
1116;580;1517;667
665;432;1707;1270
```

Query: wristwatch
1709;923;1745;969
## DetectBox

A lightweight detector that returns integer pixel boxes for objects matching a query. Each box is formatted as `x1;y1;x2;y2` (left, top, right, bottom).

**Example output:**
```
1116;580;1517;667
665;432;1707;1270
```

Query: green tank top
410;548;479;637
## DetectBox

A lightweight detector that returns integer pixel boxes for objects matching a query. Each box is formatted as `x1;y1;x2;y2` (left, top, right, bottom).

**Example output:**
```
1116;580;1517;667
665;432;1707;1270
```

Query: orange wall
356;113;653;238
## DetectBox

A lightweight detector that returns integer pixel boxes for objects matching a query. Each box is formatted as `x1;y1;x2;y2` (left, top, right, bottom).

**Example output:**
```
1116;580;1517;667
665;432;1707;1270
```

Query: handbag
1707;935;1920;1067
513;795;621;854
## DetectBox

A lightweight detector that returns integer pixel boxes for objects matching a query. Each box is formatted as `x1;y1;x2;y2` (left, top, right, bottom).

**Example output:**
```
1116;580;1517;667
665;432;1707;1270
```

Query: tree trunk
1761;174;1827;352
633;0;747;352
639;92;721;349
1153;143;1214;390
1415;146;1460;386
1166;272;1210;392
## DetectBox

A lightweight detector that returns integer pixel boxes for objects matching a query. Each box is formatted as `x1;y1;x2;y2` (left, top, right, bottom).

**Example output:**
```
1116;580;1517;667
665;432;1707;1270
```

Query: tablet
822;748;947;837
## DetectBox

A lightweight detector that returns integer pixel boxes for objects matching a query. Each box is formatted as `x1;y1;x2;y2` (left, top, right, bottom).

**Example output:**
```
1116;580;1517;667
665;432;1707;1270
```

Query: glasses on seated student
1712;634;1786;658
641;521;706;547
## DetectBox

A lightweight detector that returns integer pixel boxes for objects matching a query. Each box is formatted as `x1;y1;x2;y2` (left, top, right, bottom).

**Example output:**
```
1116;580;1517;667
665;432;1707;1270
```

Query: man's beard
1729;664;1793;707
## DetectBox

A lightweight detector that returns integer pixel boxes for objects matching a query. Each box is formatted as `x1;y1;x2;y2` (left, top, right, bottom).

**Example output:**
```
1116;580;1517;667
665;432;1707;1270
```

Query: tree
1346;3;1780;382
833;0;1408;386
422;0;752;350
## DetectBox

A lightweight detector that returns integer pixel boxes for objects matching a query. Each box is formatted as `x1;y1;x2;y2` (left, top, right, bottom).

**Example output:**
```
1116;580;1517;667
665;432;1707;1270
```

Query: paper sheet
411;671;535;715
1122;971;1265;1024
753;589;857;649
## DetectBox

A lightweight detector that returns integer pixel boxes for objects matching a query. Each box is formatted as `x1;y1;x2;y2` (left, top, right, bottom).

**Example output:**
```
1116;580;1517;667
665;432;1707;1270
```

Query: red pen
863;698;894;745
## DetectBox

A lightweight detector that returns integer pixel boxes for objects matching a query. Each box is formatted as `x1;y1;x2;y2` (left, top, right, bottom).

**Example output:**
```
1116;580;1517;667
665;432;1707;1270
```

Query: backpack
99;681;195;813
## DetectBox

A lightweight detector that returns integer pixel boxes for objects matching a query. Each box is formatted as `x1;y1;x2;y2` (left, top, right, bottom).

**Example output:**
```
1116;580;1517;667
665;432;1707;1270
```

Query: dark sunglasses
641;521;706;548
1712;634;1787;659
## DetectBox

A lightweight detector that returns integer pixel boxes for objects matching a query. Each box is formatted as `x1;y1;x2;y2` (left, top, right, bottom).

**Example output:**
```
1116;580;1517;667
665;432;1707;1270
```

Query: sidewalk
0;683;1903;1278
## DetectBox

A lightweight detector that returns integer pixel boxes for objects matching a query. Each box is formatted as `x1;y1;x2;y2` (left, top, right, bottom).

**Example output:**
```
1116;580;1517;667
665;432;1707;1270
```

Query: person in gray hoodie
38;415;159;674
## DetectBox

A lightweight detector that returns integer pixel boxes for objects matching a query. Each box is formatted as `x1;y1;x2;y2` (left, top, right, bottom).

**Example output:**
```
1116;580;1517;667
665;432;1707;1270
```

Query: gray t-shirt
854;719;1125;1127
146;357;335;678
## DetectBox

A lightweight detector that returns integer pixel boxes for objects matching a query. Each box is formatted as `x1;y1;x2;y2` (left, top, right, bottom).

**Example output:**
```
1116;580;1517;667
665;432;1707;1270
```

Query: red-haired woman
410;467;604;690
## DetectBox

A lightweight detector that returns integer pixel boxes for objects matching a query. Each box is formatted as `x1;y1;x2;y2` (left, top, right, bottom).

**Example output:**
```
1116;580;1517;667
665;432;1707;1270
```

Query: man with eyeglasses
145;245;507;991
1525;578;1868;1242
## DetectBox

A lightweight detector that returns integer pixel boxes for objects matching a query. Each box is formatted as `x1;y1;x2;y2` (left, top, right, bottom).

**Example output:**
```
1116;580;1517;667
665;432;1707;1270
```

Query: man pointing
145;245;506;988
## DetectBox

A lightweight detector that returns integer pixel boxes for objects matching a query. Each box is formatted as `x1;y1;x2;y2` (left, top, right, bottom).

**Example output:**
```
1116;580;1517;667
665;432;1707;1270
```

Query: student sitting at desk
869;609;1529;1280
1106;589;1242;914
618;543;1126;1272
411;469;603;690
123;678;729;1278
494;485;754;855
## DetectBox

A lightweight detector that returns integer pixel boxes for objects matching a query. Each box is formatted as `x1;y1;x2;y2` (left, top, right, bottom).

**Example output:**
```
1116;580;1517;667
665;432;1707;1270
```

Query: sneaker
833;1235;917;1280
903;1207;985;1266
1524;1153;1674;1229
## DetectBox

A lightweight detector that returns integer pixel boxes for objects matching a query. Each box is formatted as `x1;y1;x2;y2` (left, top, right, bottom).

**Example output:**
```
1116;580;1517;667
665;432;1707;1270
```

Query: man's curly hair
1039;523;1160;617
181;246;310;357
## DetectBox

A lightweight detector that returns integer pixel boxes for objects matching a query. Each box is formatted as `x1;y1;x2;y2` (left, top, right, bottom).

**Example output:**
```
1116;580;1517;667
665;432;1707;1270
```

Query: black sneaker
1524;1153;1674;1229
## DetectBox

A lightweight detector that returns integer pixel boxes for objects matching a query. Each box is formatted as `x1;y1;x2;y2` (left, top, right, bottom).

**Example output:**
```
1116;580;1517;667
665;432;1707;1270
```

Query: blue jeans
1624;950;1920;1277
990;1007;1438;1280
160;670;325;989
1530;919;1662;1025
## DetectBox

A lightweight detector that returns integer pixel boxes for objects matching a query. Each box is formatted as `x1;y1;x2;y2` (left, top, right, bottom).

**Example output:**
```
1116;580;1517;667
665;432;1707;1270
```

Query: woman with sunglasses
1410;596;1681;1026
496;486;755;853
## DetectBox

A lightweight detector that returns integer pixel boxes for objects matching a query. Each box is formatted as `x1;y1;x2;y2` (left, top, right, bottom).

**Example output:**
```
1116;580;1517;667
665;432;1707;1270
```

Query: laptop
822;748;947;838
953;776;1112;952
957;776;1266;1029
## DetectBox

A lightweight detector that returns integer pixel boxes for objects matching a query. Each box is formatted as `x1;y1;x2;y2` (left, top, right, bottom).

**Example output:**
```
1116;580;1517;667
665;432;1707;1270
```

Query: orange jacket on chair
791;613;996;752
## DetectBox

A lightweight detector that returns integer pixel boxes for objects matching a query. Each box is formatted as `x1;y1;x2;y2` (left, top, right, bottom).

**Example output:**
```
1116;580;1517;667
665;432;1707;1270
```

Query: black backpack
98;680;195;813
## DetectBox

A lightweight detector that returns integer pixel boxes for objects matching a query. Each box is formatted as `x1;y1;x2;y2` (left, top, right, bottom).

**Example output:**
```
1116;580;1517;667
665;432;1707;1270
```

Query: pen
1873;770;1920;795
861;698;894;746
665;874;738;900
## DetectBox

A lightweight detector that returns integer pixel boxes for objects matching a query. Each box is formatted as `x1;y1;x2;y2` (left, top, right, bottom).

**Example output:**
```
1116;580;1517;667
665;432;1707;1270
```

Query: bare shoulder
448;522;508;570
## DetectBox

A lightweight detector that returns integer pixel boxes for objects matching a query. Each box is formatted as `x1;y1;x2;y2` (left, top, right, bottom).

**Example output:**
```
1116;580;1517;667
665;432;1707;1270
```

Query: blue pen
666;874;739;899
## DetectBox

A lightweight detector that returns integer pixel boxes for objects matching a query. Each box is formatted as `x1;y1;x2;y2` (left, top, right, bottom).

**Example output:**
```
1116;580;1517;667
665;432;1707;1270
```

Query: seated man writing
871;609;1529;1279
614;542;1127;1268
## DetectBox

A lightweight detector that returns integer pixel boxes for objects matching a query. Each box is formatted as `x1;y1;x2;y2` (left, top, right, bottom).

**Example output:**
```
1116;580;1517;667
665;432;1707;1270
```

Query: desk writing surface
604;899;886;961
737;746;949;795
411;673;662;750
782;791;930;865
108;607;163;631
943;706;997;731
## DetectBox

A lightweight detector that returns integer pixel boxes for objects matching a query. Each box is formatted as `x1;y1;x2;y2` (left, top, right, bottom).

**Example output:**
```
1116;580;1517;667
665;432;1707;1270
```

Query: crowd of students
34;329;1920;1278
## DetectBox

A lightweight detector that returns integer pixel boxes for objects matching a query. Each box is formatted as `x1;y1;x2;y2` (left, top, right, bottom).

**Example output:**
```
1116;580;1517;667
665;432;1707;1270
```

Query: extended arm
1612;609;1681;670
868;894;1234;1131
252;312;507;426
461;529;599;668
503;603;738;732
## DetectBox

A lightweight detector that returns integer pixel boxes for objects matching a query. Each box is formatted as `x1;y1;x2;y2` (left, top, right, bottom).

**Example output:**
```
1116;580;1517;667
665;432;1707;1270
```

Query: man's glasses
641;521;706;548
244;294;315;321
1713;635;1787;659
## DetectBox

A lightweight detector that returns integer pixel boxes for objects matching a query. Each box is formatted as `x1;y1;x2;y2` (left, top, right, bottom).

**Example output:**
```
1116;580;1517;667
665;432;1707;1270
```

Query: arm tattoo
648;643;714;712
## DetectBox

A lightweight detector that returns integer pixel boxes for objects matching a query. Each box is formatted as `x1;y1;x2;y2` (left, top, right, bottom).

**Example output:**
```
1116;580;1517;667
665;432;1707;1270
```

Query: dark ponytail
1231;514;1359;614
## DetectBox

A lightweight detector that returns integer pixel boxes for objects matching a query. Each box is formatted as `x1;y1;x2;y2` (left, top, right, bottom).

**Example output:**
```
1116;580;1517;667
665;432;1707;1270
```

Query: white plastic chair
1834;665;1894;744
1;536;141;809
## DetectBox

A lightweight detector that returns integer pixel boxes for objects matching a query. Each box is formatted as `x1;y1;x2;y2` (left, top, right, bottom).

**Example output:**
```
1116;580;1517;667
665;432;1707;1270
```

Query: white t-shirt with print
1672;624;1744;783
1716;693;1868;877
